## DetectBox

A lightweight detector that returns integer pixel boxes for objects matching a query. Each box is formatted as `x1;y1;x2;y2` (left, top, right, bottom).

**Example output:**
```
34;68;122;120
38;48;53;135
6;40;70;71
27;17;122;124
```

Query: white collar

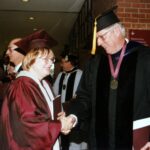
14;62;22;73
17;70;40;85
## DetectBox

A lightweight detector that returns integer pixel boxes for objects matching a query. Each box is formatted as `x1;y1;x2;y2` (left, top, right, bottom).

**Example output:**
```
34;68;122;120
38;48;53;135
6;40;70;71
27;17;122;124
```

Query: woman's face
31;52;55;80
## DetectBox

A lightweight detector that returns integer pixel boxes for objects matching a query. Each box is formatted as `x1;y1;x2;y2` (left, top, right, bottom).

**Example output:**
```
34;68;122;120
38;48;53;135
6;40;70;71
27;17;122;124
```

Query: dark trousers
61;134;69;150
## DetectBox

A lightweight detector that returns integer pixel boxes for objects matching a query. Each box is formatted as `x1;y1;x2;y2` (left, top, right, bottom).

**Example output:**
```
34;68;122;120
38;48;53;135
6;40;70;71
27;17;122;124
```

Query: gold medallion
110;79;118;90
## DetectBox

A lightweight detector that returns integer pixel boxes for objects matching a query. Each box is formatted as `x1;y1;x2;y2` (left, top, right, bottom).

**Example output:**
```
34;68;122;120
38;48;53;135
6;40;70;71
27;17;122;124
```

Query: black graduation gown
68;41;150;150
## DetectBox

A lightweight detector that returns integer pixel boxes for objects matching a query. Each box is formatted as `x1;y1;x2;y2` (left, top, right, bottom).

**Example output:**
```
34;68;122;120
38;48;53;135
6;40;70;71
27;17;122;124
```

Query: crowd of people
0;6;150;150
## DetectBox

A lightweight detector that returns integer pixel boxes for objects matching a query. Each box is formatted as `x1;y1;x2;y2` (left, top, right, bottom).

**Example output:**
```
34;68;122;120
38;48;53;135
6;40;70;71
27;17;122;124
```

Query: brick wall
116;0;150;37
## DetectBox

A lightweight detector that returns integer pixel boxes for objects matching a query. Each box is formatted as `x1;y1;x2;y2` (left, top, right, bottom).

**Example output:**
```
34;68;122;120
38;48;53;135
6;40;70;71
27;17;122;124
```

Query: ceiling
0;0;85;56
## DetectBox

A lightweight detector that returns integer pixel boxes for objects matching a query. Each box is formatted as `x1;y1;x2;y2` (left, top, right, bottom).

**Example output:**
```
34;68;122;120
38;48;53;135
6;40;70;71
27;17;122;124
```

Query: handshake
57;112;77;135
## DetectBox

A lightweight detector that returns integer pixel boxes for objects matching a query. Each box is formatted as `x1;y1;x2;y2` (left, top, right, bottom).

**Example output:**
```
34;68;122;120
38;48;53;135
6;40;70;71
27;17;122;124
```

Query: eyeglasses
97;27;114;40
39;57;55;64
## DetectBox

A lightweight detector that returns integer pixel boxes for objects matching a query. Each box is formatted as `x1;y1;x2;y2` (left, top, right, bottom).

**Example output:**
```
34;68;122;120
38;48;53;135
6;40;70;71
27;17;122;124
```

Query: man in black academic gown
63;6;150;150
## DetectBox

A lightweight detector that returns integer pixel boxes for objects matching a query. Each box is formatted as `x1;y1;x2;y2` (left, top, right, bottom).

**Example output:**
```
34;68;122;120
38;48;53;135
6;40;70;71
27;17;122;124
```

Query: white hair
105;22;126;37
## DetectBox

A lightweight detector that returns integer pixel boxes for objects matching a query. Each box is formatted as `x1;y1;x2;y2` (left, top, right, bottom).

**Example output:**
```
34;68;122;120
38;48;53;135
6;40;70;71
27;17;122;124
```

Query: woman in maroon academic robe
0;47;71;150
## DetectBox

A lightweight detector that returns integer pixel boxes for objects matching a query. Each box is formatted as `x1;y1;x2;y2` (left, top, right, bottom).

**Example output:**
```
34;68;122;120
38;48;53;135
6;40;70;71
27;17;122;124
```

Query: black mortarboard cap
91;6;120;55
96;6;120;32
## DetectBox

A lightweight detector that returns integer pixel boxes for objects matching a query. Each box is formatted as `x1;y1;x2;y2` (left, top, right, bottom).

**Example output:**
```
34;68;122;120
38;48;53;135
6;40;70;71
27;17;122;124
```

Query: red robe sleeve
133;126;150;150
0;77;61;150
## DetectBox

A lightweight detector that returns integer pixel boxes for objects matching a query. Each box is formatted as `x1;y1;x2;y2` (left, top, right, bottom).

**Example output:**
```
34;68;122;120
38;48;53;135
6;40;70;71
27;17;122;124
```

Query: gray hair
105;22;126;37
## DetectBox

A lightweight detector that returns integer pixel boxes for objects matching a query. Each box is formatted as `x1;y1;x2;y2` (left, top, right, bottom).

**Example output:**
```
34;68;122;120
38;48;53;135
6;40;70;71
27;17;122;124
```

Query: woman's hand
141;142;150;150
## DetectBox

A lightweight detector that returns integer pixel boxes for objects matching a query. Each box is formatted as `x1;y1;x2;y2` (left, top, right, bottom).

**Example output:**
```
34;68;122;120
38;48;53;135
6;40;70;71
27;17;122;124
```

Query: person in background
53;51;82;107
0;38;23;111
53;51;88;150
6;37;23;73
59;6;150;150
0;46;73;150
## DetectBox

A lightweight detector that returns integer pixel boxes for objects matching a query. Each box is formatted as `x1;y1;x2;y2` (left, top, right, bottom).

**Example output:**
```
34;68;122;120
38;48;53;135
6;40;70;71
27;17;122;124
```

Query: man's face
6;38;21;64
60;58;73;72
96;26;119;54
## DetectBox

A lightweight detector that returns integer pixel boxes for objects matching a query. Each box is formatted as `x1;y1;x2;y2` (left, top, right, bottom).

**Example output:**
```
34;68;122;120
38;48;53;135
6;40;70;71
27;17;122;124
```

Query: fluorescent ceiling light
22;0;30;2
29;17;35;20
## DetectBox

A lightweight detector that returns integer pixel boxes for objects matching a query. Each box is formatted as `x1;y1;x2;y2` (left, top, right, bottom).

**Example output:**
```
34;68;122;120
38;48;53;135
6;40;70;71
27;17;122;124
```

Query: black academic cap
96;6;120;32
15;29;58;55
91;6;120;55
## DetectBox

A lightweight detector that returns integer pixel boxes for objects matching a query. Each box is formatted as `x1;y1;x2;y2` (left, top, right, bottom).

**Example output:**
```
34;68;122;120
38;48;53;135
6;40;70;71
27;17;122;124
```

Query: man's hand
57;112;76;135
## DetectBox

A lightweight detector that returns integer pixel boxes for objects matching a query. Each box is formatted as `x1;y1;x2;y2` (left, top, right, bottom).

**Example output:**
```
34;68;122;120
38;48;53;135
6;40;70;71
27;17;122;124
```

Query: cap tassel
91;19;97;55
